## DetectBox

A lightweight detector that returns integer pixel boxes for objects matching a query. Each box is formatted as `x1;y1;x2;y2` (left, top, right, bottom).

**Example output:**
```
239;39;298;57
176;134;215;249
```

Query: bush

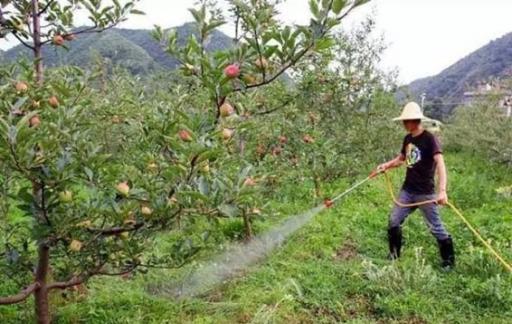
445;98;512;167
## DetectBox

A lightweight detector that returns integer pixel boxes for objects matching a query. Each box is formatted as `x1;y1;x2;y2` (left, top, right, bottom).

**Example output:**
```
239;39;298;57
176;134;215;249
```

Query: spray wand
323;167;384;209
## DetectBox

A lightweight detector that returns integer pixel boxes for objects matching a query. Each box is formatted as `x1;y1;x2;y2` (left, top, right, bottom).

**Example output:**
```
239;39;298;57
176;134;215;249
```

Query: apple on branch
53;35;65;46
15;81;29;93
224;64;241;79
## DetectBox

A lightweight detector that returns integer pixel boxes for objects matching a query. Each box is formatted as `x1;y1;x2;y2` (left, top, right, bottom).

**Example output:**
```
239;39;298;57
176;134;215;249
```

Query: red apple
224;64;240;79
141;206;153;217
69;240;83;252
53;35;65;46
111;115;121;124
220;102;234;117
243;177;257;187
48;96;60;108
29;115;41;128
116;182;130;197
255;57;269;70
124;217;137;226
178;129;193;142
15;81;28;92
303;135;315;144
64;34;76;41
256;144;266;156
147;162;158;172
222;128;234;140
167;196;178;207
272;146;282;156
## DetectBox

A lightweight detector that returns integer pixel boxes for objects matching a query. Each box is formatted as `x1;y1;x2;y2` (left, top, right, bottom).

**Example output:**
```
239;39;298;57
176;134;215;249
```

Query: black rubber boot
388;227;402;260
438;237;455;269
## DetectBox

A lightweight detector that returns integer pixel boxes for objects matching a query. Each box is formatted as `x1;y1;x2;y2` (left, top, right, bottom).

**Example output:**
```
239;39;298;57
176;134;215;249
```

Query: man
373;102;455;268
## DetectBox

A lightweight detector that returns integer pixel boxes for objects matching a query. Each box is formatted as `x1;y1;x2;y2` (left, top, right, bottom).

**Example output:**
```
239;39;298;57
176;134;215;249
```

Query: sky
3;0;512;84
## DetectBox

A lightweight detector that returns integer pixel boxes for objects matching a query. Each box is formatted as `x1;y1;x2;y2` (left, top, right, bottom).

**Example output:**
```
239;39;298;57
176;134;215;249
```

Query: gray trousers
389;190;450;241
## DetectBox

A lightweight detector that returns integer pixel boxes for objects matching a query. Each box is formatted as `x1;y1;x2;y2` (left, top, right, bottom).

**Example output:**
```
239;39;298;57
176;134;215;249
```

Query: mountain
0;23;233;75
408;32;512;119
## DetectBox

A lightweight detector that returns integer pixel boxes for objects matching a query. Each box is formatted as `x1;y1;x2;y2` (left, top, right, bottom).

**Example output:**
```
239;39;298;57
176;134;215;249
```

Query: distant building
463;79;512;117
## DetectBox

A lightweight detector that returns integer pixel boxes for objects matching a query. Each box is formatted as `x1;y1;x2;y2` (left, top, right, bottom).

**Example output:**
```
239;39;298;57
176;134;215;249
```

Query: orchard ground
3;153;511;323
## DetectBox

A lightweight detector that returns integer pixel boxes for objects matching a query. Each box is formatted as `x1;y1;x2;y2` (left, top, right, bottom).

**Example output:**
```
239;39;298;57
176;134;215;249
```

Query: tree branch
0;7;35;50
86;222;144;236
0;283;39;305
40;23;120;46
47;263;139;290
38;0;56;16
8;140;38;183
254;99;293;116
233;44;314;93
12;32;36;50
40;180;52;226
252;25;266;81
96;265;139;277
46;277;82;290
232;1;360;95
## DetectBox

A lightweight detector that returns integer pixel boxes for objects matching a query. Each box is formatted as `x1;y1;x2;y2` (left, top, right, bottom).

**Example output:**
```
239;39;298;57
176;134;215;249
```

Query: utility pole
420;93;426;111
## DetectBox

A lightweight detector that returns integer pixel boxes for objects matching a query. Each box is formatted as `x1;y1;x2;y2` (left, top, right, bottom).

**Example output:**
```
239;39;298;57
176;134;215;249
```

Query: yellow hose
382;172;512;273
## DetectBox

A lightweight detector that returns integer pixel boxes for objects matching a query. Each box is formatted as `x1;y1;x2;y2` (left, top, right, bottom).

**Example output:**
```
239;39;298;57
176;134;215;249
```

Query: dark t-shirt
400;130;442;195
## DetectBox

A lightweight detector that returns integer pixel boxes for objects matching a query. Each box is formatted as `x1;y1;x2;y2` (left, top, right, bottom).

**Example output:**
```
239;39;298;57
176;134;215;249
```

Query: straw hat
393;102;426;121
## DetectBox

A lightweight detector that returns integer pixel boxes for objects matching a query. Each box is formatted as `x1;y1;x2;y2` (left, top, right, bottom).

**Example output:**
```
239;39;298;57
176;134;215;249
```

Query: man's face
403;120;421;133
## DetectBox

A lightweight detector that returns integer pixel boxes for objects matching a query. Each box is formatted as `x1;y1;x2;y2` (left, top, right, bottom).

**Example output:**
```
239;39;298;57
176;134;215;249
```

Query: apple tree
152;0;371;236
0;1;160;323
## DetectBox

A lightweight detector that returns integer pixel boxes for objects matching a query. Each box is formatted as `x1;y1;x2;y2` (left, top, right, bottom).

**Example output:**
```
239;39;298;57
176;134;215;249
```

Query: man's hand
437;190;448;205
370;155;405;178
370;163;387;178
377;163;388;172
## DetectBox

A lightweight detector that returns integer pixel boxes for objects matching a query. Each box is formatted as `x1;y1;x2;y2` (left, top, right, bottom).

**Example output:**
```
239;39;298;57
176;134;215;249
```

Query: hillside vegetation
408;32;512;118
0;23;233;74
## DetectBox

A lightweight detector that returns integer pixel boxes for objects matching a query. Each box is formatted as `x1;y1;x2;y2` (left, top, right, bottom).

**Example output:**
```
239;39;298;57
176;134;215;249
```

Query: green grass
3;153;512;323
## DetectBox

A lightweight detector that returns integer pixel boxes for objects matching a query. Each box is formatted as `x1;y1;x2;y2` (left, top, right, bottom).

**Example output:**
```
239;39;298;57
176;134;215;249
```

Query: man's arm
377;154;405;172
370;154;405;178
434;153;448;205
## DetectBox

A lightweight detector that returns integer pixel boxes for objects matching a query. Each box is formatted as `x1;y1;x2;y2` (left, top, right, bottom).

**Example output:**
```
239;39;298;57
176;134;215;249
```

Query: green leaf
197;176;209;196
188;8;203;24
309;0;320;19
130;9;145;15
332;0;346;15
314;37;335;51
180;191;209;202
84;167;94;181
355;0;371;7
218;204;240;218
7;125;17;145
11;97;28;111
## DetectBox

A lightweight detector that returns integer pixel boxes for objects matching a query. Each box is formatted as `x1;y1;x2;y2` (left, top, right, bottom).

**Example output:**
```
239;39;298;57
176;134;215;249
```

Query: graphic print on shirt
405;143;422;167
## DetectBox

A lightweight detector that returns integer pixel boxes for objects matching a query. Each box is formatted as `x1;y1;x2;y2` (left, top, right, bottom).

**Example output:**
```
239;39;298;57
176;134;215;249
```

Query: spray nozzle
324;198;334;208
370;166;386;179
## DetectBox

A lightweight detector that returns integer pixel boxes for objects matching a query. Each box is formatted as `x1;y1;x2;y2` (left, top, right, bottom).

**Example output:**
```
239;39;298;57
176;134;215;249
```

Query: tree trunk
242;210;252;240
31;4;50;323
31;0;43;85
239;138;246;156
34;244;50;324
313;175;322;198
